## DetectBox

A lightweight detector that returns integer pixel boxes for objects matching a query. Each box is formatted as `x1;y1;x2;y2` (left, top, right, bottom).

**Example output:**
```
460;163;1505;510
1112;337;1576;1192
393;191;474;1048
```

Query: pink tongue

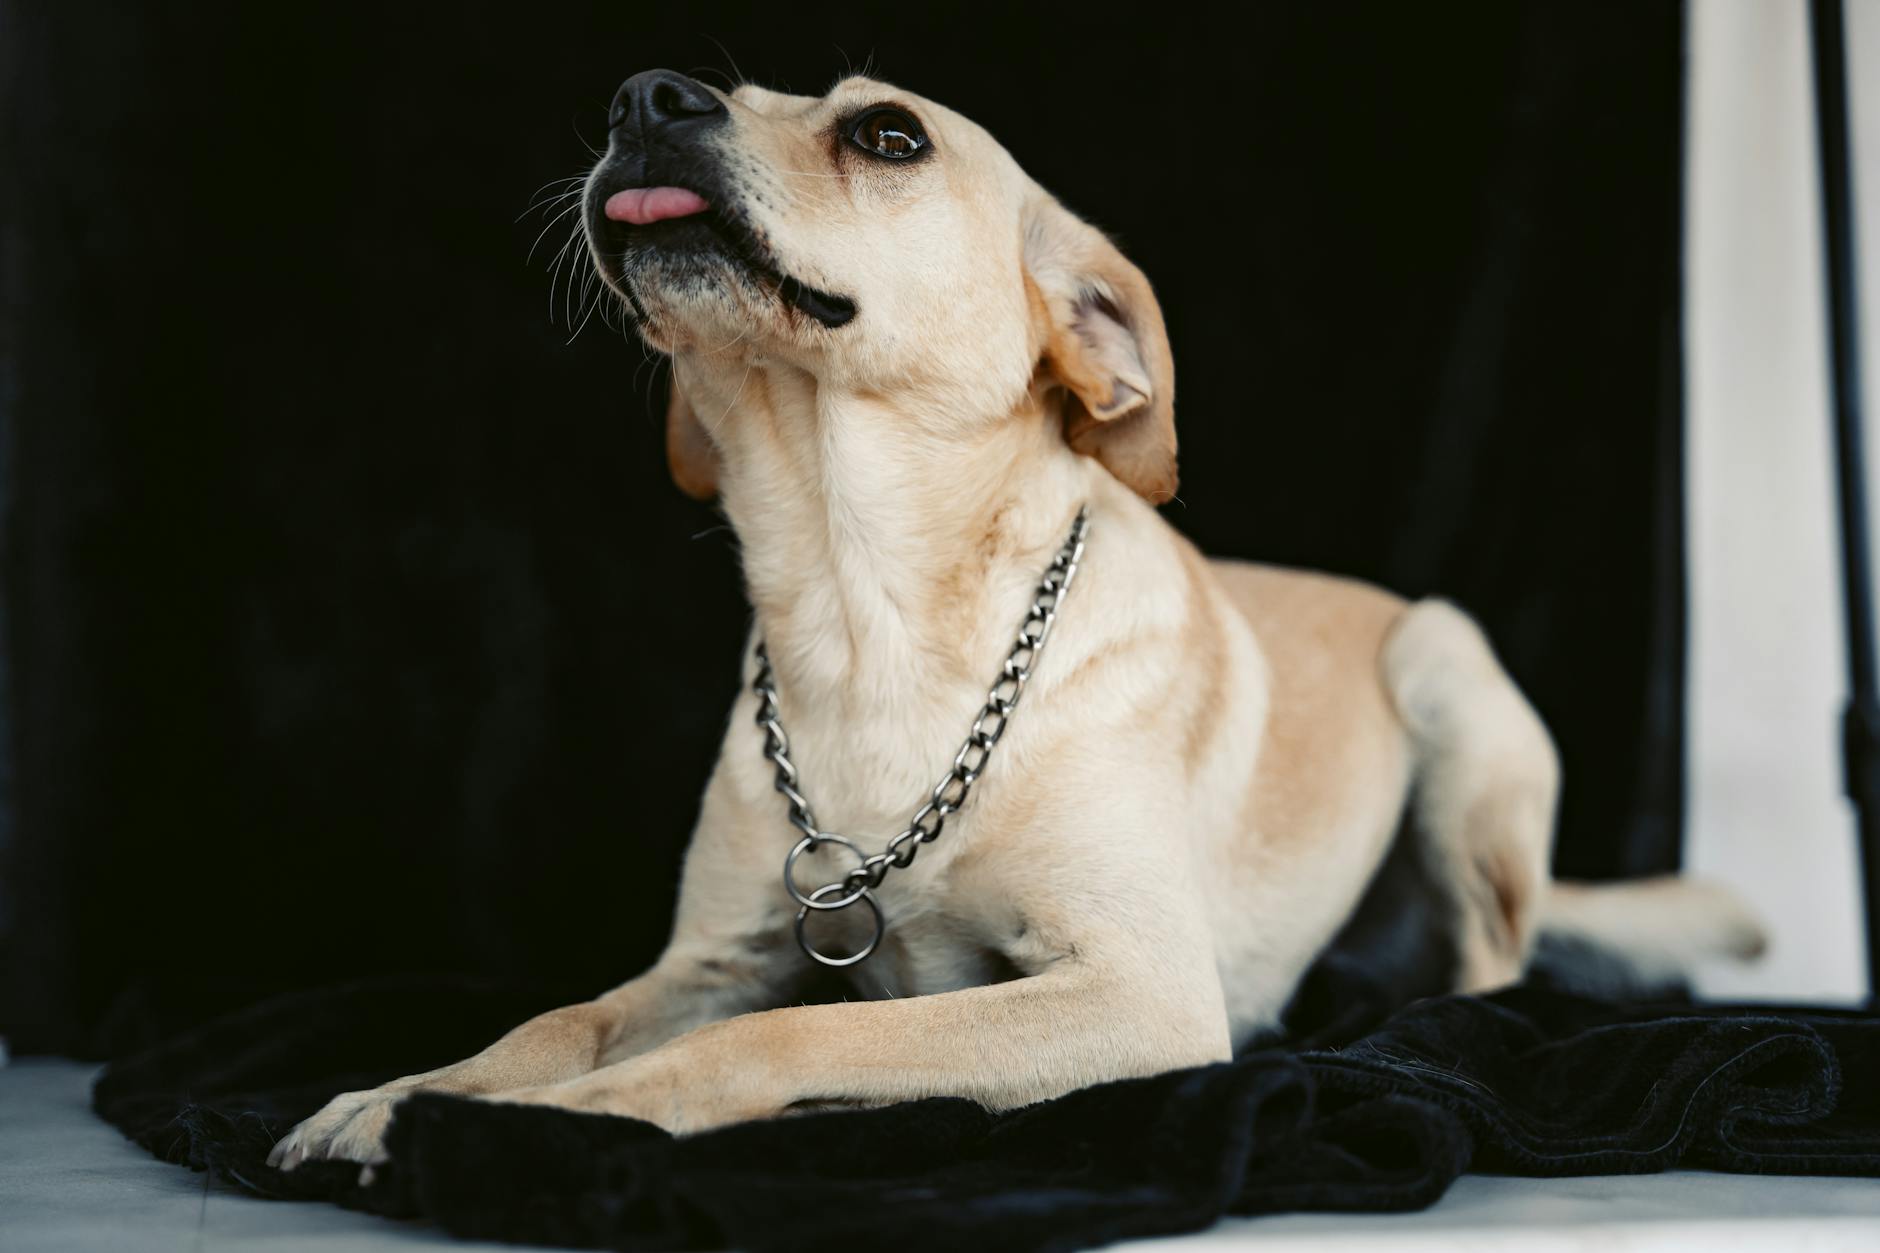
604;186;709;225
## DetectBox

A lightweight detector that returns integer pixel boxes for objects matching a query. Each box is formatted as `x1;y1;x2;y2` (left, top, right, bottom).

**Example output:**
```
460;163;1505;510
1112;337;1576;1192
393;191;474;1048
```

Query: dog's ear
664;369;719;500
1023;196;1177;502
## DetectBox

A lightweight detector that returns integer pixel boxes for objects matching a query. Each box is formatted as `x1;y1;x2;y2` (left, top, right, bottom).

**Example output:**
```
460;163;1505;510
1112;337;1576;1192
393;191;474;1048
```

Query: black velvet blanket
91;976;1880;1252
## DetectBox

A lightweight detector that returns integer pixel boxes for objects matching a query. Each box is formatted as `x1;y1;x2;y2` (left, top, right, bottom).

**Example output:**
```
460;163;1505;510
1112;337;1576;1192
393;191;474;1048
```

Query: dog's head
583;70;1176;502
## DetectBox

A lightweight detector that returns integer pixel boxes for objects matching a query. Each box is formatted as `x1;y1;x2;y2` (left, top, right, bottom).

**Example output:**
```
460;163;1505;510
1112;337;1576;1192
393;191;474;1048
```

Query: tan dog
270;71;1763;1170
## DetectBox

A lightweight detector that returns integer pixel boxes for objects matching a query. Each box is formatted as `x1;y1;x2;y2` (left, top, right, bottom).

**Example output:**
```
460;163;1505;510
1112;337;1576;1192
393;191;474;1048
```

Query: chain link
752;505;1090;966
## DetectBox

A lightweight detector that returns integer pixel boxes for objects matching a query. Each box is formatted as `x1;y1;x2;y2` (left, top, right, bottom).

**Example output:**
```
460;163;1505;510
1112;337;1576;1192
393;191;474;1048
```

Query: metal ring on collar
783;833;869;910
795;883;885;967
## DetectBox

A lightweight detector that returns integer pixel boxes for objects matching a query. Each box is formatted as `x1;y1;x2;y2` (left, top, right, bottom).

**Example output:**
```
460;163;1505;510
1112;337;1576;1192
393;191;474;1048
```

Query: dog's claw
267;1088;401;1172
266;1132;308;1172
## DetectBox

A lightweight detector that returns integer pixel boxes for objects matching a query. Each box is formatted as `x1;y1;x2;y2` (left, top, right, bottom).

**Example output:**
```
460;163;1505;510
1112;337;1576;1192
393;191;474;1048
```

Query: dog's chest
738;635;1084;998
841;895;1021;999
799;827;1029;999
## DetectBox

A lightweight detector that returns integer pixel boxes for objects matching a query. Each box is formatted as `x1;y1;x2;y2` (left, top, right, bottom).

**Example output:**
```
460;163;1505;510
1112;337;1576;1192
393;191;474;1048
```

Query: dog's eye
850;108;927;160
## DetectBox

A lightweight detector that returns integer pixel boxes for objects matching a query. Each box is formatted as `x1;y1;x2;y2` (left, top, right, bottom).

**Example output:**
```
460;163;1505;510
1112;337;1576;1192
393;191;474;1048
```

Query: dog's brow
823;76;897;111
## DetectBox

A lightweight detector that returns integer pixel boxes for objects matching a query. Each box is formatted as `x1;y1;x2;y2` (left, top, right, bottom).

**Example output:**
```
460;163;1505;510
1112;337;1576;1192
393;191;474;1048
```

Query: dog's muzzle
584;69;856;329
587;69;730;251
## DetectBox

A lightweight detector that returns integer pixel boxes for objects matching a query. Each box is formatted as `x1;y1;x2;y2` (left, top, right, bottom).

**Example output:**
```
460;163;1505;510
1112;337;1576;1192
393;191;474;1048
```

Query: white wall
1685;0;1876;1002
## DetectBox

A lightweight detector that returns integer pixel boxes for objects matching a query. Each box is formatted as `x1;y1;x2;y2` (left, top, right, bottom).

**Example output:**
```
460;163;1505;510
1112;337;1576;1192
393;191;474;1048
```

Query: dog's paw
267;1087;406;1171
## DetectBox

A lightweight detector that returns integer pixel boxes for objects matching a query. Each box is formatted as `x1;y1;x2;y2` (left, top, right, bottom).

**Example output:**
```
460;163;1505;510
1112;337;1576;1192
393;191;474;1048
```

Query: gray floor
3;1058;1877;1252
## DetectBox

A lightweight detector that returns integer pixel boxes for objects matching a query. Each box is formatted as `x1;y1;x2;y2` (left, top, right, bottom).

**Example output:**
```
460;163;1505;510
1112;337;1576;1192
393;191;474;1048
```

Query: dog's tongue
604;187;709;226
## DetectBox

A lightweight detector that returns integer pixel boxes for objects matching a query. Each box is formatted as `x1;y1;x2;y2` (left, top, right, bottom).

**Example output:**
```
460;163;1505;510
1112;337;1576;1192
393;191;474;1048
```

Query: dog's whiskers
547;228;588;327
516;187;583;226
569;115;605;160
707;362;754;437
831;46;881;89
518;190;583;228
689;64;739;93
526;198;586;265
565;235;612;342
545;230;579;323
701;37;748;92
634;349;663;415
517;176;588;221
562;225;586;329
706;324;753;356
566;280;604;344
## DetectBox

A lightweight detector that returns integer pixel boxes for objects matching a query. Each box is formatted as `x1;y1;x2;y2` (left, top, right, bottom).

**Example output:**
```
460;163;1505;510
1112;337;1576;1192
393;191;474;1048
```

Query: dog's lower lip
604;186;709;226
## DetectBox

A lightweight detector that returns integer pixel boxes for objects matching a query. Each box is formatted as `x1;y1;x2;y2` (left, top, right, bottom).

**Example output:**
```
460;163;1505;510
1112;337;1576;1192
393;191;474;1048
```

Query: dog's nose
609;69;725;137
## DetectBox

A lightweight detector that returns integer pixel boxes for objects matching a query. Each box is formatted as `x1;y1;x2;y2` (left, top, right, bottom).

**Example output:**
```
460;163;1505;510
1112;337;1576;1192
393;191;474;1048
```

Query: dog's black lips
590;182;856;330
703;206;857;329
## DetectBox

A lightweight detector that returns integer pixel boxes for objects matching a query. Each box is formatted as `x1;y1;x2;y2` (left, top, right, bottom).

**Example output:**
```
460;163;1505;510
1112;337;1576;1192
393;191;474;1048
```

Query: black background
0;1;1686;1055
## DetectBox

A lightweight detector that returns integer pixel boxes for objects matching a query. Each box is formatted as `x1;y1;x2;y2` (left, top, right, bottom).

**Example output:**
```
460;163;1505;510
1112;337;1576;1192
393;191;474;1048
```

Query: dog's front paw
267;1087;406;1171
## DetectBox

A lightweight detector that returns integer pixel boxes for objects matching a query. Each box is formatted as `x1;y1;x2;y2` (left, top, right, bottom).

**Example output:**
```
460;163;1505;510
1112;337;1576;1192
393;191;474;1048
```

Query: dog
270;69;1764;1170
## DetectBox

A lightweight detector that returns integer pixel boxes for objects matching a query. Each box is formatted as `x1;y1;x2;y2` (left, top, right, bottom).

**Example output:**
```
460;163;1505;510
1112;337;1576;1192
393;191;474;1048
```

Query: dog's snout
610;69;725;137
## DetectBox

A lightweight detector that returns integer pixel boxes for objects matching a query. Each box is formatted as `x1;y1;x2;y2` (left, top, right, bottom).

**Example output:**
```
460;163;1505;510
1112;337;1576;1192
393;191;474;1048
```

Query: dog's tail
1530;876;1767;996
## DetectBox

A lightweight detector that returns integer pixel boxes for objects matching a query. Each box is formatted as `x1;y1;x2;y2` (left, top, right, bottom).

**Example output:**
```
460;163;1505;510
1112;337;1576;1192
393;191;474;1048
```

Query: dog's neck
686;357;1096;719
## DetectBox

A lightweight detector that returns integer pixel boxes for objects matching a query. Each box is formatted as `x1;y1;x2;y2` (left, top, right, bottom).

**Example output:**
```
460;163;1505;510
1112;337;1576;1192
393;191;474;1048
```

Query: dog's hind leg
1382;599;1561;993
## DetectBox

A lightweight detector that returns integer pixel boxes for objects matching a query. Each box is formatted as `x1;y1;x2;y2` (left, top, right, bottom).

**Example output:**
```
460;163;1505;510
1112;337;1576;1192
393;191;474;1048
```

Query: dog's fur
270;73;1764;1170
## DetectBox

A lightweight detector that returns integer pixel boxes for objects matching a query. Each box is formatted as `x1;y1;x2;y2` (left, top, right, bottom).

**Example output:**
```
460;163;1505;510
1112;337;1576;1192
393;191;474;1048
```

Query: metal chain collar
751;505;1091;967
